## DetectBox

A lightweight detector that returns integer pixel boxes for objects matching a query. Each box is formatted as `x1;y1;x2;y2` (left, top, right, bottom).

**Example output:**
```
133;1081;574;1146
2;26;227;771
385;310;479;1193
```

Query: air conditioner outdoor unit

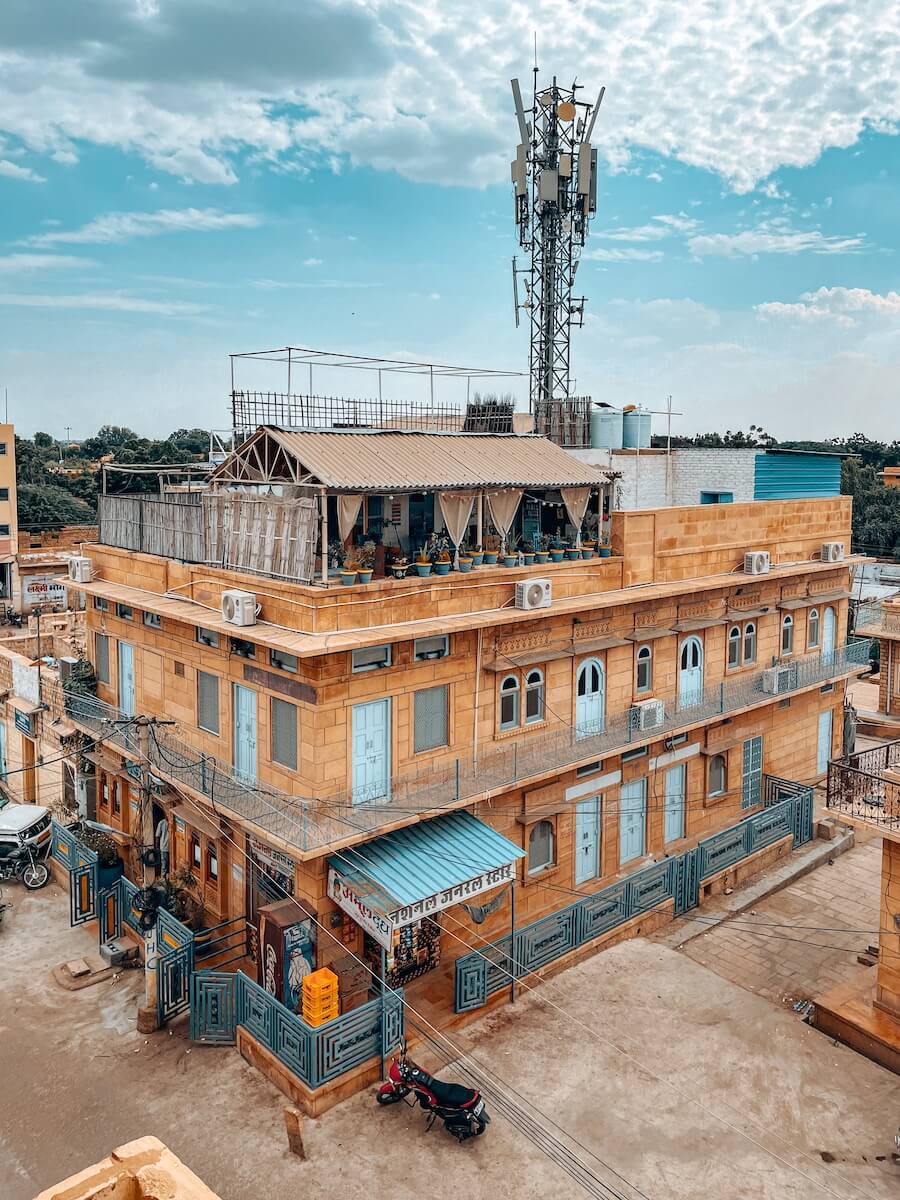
68;556;92;584
631;697;666;731
515;578;552;611
743;551;771;576
762;663;799;695
221;589;258;627
821;541;845;563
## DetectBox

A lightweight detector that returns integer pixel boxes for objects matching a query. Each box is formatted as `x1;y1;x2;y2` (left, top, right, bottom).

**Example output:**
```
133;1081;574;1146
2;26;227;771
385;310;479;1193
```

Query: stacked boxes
332;953;371;1014
301;968;339;1027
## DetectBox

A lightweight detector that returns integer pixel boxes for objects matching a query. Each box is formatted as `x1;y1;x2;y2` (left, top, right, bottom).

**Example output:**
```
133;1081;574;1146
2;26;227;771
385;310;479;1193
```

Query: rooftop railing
854;600;900;635
64;638;871;857
826;736;900;835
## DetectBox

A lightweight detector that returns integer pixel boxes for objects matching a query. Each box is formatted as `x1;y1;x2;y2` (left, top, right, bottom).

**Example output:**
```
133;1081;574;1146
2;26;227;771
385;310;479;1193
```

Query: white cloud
303;257;322;267
25;208;261;246
689;221;866;258
646;172;663;183
594;213;699;243
0;291;209;316
0;158;45;182
0;2;898;189
0;253;95;273
756;286;900;327
429;292;441;301
250;278;381;290
583;247;664;263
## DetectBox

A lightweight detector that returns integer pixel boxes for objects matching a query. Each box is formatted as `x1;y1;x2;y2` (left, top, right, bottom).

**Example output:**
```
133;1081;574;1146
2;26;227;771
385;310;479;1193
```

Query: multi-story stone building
53;421;866;1065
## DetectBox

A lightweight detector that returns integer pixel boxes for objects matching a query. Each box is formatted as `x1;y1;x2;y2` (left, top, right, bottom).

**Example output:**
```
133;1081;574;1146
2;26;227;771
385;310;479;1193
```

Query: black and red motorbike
376;1046;490;1142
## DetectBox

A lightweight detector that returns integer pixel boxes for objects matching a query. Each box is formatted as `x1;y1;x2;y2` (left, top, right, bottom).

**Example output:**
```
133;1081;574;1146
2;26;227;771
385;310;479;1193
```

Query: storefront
326;811;525;991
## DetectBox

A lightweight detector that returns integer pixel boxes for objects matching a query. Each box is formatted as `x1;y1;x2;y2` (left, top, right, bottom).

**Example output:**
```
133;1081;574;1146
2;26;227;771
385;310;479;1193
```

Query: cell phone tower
511;72;604;410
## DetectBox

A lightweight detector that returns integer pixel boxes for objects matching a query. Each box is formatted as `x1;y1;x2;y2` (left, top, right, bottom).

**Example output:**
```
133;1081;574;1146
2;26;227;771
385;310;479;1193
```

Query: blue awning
327;811;524;939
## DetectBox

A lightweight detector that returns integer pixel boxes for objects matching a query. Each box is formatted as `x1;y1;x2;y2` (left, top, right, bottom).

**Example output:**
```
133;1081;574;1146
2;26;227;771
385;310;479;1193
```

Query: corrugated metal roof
327;810;525;916
236;426;609;491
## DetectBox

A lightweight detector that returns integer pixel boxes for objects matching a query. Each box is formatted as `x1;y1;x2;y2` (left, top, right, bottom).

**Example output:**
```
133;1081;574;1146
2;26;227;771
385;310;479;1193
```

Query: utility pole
115;714;174;1032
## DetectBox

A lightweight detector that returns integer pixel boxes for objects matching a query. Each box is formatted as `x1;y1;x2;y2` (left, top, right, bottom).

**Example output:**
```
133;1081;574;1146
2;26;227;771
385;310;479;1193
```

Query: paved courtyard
678;838;883;1007
2;882;898;1200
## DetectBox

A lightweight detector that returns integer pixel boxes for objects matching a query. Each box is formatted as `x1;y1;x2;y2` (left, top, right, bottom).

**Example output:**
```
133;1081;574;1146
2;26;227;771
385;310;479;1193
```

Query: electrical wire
164;766;883;1200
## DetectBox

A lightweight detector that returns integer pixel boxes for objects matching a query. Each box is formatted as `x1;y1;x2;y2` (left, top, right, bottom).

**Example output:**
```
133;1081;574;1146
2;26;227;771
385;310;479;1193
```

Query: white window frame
781;614;794;656
727;625;741;669
351;644;392;673
807;607;820;650
499;674;520;731
708;752;727;798
524;668;544;725
414;634;450;661
143;611;161;629
743;621;757;665
636;644;652;694
527;819;555;875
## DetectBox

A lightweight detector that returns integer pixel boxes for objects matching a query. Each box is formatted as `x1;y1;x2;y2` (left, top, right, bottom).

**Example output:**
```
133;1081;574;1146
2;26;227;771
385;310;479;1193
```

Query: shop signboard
22;573;67;608
14;708;35;737
328;860;516;950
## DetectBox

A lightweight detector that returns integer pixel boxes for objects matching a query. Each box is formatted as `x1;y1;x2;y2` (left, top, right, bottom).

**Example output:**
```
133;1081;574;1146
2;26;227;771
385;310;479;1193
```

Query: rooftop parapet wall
612;496;852;587
79;495;853;640
33;1136;221;1200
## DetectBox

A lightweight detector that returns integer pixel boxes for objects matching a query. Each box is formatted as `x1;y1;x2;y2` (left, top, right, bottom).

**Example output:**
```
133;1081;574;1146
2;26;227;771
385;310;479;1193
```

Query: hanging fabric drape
337;494;364;543
560;487;592;546
486;489;523;553
438;491;475;565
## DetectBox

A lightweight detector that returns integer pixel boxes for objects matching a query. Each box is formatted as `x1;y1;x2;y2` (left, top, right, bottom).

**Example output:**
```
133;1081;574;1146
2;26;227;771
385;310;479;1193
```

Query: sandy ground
1;881;898;1200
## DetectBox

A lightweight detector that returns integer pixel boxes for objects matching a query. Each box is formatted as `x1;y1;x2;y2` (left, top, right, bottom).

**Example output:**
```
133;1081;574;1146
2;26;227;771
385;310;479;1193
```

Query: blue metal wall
753;452;842;500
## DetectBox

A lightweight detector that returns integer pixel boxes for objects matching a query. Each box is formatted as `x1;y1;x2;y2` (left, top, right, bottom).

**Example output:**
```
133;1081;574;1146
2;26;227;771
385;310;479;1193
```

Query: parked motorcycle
0;839;50;889
3;606;23;628
377;1046;490;1142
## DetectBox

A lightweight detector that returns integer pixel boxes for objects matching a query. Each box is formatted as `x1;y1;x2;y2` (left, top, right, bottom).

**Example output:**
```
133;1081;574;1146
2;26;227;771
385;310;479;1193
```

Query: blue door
664;763;686;844
817;709;833;775
118;641;135;717
352;698;390;804
619;778;646;865
232;684;257;779
822;606;836;662
678;637;704;709
575;659;605;738
741;735;763;809
575;797;601;884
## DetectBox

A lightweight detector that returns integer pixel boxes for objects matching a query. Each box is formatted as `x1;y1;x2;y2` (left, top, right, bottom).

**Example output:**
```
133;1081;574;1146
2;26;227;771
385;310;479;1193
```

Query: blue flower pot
434;561;451;575
600;547;611;558
483;552;498;565
415;563;432;577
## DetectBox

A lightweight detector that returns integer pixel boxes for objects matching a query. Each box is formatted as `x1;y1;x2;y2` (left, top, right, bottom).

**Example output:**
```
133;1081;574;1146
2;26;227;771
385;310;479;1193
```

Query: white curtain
438;491;475;564
337;494;364;543
561;487;592;546
486;489;523;553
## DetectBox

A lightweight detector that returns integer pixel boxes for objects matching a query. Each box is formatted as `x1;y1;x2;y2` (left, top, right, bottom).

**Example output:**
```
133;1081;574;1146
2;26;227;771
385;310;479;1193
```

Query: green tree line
16;426;210;532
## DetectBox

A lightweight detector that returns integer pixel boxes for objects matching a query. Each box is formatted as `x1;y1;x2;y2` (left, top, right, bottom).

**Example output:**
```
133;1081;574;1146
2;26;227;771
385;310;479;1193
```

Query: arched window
708;753;727;797
499;674;520;731
743;621;757;664
781;614;794;655
727;625;741;669
636;644;652;694
807;607;820;649
528;819;554;874
525;669;544;724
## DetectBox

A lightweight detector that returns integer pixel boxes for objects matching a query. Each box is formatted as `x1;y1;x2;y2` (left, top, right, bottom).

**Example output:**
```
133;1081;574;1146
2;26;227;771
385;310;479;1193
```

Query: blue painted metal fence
190;970;405;1089
52;821;100;924
454;786;814;1013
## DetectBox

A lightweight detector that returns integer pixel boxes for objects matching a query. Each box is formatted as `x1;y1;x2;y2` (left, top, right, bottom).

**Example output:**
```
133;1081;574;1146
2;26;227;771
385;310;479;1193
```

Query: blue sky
0;1;898;441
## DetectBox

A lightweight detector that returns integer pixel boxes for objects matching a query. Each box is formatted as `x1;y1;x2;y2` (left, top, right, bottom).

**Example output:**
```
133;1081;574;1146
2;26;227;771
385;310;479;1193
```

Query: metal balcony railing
826;736;900;835
64;639;870;856
854;600;900;636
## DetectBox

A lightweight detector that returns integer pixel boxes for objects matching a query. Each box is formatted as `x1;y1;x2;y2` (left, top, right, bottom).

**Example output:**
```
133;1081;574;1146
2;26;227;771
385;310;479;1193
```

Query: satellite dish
557;101;576;122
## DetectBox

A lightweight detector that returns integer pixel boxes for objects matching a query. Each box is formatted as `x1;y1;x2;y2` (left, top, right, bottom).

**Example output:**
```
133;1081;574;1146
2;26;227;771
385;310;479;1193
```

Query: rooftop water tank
590;406;623;449
622;406;651;449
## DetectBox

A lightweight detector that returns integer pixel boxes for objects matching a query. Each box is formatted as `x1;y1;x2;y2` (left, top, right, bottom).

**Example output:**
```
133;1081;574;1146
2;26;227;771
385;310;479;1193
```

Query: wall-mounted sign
328;861;516;951
22;573;67;608
14;709;35;737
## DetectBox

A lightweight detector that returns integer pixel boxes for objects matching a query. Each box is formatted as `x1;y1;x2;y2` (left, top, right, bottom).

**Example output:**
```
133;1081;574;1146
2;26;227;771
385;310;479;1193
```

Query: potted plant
357;540;377;584
565;542;581;561
483;534;500;565
414;549;432;577
599;537;612;558
522;540;536;566
549;536;565;564
458;544;474;573
73;822;123;891
391;556;409;579
470;544;484;568
502;537;519;568
434;550;452;576
535;535;550;565
581;534;596;560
